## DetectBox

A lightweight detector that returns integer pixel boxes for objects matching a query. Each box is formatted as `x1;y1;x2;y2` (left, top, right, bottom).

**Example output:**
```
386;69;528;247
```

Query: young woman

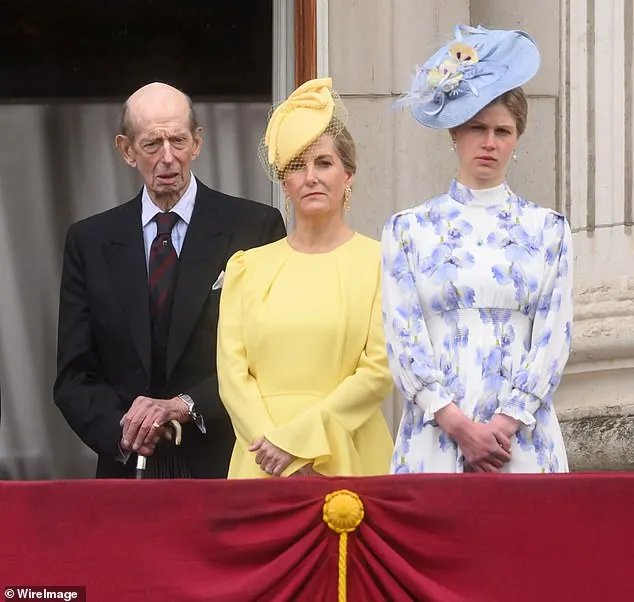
383;26;573;474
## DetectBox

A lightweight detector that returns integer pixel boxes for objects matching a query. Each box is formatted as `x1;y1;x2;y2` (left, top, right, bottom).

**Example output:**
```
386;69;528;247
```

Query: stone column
552;0;634;470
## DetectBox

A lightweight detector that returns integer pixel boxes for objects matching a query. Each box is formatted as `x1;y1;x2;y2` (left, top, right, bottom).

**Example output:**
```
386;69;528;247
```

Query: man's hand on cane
120;395;188;454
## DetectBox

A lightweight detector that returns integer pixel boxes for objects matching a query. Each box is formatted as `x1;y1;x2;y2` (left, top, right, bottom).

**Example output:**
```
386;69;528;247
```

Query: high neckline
449;179;512;207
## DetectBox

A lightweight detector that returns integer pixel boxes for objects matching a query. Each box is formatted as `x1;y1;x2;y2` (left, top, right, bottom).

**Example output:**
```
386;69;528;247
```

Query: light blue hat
397;25;540;129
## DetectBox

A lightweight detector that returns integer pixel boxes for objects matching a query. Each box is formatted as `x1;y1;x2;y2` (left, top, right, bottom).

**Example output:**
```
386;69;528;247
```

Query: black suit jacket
54;180;286;478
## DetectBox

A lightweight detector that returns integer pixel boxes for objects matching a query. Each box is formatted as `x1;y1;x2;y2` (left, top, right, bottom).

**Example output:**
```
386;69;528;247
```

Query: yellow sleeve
264;266;394;475
217;251;276;446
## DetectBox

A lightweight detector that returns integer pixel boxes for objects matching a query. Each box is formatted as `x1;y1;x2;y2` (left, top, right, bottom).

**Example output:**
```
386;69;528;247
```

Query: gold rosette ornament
323;489;365;602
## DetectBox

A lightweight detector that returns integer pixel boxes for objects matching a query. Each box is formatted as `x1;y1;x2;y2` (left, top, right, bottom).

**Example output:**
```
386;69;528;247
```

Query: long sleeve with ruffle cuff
496;215;573;427
381;213;453;425
217;251;276;445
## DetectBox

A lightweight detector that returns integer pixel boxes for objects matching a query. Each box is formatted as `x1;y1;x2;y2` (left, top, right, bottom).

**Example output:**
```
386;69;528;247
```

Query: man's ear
115;135;136;167
191;126;203;161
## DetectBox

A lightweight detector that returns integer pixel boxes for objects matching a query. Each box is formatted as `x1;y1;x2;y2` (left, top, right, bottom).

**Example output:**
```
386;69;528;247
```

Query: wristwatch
178;393;206;433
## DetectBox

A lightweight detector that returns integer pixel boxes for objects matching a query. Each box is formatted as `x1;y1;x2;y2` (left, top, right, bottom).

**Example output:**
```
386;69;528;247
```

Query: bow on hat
265;77;335;172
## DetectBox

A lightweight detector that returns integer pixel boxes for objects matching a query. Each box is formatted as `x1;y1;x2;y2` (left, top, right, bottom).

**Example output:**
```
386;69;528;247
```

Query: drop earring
343;186;352;214
285;195;291;224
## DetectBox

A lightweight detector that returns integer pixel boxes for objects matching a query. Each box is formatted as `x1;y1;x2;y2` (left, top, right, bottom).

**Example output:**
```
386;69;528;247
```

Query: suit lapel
103;196;152;376
167;183;233;378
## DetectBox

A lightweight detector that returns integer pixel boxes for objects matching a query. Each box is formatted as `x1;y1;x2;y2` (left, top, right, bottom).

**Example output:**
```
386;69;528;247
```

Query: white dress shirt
141;174;198;270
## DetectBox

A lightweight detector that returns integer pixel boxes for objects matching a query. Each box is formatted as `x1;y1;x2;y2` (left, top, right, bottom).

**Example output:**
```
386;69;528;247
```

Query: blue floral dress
382;181;572;473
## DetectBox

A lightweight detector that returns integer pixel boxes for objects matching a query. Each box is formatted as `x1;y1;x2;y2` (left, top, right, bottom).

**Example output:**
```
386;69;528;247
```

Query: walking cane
135;419;183;479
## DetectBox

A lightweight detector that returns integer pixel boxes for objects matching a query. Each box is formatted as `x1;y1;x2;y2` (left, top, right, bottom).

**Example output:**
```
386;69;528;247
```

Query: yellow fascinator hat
259;77;348;181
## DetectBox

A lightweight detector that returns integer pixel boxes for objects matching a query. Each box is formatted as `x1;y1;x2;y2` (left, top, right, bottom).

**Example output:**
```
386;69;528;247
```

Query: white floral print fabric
382;181;572;473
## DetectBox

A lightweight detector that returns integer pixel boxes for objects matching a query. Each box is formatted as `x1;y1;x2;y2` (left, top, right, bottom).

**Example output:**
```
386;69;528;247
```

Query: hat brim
411;30;540;129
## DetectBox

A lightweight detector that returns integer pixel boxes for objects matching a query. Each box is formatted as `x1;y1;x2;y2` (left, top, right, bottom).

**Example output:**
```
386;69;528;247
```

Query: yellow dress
217;234;394;478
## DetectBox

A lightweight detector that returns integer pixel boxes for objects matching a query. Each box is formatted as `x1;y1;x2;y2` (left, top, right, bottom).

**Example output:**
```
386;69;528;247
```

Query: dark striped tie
149;212;180;322
146;211;191;479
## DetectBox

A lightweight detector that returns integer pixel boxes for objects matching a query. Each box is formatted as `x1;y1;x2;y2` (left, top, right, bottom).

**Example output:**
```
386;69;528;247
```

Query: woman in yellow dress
217;78;394;478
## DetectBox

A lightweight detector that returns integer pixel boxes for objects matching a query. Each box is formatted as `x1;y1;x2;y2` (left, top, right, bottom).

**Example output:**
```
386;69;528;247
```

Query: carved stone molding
559;405;634;471
569;280;634;366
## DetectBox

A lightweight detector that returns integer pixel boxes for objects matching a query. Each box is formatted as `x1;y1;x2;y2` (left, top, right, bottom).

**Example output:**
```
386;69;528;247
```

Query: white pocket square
211;270;225;291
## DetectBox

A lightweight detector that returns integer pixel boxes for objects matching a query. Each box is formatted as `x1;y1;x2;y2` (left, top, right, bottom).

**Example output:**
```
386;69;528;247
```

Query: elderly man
54;83;285;478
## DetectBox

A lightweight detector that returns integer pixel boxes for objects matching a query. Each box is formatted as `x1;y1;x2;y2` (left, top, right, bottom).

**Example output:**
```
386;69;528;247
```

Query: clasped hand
249;436;296;477
458;421;512;472
436;405;516;473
